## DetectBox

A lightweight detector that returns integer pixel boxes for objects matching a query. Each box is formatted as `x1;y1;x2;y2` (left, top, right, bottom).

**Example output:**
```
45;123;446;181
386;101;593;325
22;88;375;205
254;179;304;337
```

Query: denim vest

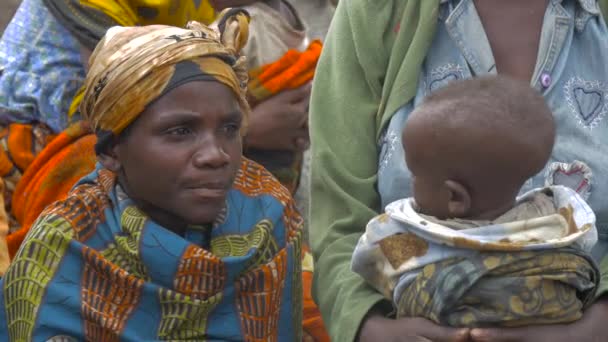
377;0;608;260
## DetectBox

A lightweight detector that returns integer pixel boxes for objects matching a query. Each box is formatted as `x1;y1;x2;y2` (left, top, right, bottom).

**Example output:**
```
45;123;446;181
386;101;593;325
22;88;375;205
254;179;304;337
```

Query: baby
352;76;599;327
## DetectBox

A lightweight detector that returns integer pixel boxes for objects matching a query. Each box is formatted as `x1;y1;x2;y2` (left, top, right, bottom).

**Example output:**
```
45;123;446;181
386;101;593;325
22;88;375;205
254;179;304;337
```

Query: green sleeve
308;1;394;340
595;254;608;299
600;0;608;22
309;0;439;339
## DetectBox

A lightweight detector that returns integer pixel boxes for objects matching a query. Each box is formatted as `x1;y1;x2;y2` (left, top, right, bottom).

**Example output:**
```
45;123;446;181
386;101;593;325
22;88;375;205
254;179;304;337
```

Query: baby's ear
445;180;471;218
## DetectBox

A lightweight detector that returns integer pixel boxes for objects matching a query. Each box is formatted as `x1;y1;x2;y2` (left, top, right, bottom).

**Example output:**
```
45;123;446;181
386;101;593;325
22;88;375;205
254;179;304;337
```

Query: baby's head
403;76;555;220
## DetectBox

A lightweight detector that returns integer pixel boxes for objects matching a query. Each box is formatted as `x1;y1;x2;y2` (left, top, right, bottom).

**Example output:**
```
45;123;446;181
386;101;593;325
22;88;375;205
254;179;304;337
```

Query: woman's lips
184;182;231;199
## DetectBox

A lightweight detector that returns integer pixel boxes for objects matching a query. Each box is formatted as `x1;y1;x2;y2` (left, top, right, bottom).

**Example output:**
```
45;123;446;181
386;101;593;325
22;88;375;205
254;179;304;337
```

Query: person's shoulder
231;158;303;236
36;170;114;240
337;0;429;38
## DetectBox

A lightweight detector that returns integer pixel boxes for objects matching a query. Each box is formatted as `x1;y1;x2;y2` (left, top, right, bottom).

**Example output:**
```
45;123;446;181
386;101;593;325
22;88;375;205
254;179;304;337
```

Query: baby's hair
422;76;555;147
404;76;555;210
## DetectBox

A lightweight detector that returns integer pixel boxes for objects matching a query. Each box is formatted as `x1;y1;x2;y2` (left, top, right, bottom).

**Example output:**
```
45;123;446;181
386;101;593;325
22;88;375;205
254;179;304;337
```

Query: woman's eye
167;127;192;136
223;123;240;135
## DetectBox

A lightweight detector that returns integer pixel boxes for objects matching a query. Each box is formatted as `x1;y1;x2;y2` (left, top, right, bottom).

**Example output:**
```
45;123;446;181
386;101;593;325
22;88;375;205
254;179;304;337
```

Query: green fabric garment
309;1;440;340
601;0;608;23
310;0;608;340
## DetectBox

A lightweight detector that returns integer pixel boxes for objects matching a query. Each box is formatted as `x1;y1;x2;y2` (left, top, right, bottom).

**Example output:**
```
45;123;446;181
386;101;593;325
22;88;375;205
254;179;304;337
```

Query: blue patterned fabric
0;0;85;132
0;160;304;341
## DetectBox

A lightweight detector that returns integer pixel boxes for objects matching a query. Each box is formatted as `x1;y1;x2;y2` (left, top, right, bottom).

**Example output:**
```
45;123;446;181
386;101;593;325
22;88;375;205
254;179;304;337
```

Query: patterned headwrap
80;9;251;154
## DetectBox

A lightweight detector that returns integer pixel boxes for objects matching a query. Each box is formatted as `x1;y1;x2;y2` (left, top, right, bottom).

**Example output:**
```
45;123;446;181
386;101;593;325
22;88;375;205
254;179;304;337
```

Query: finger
294;127;309;141
283;84;312;103
277;106;308;128
290;98;310;115
288;100;310;119
296;111;309;127
277;110;308;129
403;318;470;342
294;137;310;151
398;336;432;342
471;328;513;342
422;328;470;342
471;326;539;342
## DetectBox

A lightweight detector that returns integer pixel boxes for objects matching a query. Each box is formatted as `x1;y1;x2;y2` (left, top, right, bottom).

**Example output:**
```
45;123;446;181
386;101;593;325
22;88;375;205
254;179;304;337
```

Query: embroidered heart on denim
429;73;459;92
574;88;602;120
545;160;592;200
564;77;607;128
429;64;464;93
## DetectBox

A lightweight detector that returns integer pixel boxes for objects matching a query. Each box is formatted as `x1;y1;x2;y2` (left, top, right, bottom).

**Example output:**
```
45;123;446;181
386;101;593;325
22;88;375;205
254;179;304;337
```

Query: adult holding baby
310;0;608;341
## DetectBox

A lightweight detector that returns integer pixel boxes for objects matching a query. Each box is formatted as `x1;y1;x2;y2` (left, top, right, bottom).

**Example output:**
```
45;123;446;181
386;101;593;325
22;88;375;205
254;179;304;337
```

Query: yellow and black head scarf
80;9;251;154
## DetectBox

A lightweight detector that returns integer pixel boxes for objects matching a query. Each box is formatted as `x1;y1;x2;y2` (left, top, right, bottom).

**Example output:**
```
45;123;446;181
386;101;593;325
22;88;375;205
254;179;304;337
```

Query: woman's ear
97;144;122;172
444;180;471;218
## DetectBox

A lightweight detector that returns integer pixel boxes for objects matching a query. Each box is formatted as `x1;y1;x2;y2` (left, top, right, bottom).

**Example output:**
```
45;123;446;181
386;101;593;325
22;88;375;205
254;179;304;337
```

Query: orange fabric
262;41;322;93
252;50;300;83
302;269;331;342
0;123;56;178
248;40;322;105
244;40;323;194
301;243;330;342
8;122;97;258
289;68;316;90
0;123;57;237
7;124;35;171
0;148;14;177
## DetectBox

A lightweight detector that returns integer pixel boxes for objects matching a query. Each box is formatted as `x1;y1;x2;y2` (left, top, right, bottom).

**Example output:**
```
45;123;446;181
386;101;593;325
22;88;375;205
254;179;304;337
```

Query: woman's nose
191;138;230;169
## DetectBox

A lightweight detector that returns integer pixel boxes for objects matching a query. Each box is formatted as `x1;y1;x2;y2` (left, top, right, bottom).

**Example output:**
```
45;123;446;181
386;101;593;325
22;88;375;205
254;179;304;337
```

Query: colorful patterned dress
0;159;304;341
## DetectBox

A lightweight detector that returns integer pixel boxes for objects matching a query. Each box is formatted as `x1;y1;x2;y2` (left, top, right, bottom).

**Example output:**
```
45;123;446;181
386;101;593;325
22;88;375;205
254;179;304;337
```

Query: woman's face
108;81;243;231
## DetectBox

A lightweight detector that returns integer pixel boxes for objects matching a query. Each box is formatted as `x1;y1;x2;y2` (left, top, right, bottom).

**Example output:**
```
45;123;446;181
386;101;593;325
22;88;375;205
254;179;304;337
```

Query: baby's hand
358;314;470;342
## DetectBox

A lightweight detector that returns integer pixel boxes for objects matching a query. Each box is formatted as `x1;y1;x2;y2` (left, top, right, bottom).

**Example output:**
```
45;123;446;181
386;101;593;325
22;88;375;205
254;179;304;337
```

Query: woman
0;12;305;341
0;0;311;261
310;0;608;341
